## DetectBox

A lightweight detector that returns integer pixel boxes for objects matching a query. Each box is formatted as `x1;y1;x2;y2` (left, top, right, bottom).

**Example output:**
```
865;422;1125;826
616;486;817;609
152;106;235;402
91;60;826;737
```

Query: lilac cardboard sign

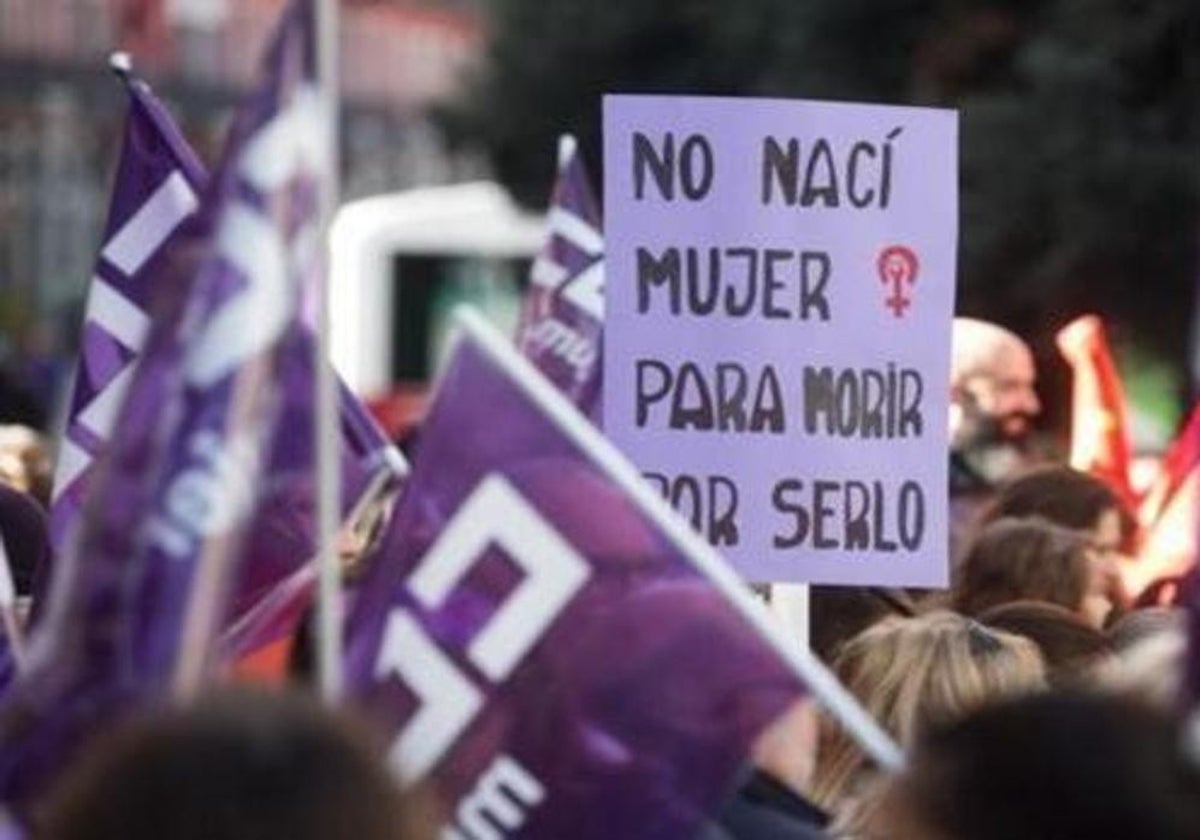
603;95;957;586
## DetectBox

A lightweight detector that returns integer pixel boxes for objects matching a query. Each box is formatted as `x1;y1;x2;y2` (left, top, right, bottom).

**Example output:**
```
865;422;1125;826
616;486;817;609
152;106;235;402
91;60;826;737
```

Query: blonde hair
0;424;51;506
812;611;1045;814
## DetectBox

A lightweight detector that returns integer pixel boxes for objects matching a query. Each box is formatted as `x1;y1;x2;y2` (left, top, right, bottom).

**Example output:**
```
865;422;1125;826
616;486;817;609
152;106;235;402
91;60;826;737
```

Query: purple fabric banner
0;0;324;811
228;343;404;626
515;136;605;421
49;64;205;556
41;56;403;645
345;309;808;839
603;95;957;586
220;564;314;663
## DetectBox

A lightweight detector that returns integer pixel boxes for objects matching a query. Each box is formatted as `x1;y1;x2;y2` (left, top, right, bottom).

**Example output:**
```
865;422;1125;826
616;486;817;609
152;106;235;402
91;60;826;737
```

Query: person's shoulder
714;769;830;839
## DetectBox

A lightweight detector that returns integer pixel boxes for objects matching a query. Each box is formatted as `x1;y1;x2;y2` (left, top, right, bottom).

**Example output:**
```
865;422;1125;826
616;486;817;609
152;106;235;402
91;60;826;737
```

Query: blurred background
1;0;1198;449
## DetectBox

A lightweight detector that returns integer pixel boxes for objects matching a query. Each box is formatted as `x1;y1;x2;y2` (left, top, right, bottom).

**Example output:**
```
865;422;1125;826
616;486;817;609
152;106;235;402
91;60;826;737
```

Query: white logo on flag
184;84;325;388
52;171;198;500
373;474;591;783
530;205;605;321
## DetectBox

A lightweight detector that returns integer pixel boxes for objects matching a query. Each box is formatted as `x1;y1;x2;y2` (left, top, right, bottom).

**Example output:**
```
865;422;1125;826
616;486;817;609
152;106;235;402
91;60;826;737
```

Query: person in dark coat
701;764;829;839
0;482;52;599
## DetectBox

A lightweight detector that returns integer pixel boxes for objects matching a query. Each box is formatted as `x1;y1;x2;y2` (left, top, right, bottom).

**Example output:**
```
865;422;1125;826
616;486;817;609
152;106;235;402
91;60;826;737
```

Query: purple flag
49;62;205;556
345;309;897;838
220;564;314;664
228;350;405;626
515;135;605;420
42;57;403;641
0;0;326;810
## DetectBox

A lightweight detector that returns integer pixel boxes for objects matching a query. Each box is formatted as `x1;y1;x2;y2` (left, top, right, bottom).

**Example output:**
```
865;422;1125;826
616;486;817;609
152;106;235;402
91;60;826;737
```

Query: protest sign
603;95;957;586
345;307;898;839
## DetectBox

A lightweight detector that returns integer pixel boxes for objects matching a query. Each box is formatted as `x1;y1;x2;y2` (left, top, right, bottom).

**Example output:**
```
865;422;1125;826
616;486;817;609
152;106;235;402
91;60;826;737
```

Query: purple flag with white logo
41;56;402;645
345;309;894;839
515;136;605;420
0;0;327;811
49;62;205;557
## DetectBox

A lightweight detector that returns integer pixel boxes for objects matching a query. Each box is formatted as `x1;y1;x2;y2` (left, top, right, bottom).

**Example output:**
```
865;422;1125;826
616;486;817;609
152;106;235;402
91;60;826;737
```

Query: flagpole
315;0;343;703
769;583;810;654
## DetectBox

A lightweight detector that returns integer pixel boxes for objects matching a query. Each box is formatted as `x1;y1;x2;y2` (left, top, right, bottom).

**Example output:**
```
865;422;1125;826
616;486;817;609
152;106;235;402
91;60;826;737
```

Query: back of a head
978;600;1111;686
1101;616;1185;711
40;689;421;840
982;465;1132;545
812;611;1044;811
881;691;1200;840
809;586;915;664
954;517;1091;618
1108;607;1183;652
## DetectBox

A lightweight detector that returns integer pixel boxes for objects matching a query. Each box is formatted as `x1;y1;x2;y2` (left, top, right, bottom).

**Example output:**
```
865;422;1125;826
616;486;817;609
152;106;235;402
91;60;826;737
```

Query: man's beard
954;398;1037;486
961;409;1035;450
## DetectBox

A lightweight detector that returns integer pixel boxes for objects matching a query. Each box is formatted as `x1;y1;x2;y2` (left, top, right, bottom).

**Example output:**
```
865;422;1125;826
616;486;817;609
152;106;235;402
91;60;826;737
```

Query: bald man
947;318;1042;569
949;318;1041;488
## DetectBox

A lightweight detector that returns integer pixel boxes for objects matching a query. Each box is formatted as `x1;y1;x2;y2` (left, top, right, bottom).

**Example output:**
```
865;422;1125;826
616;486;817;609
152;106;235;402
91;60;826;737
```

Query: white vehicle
329;181;544;402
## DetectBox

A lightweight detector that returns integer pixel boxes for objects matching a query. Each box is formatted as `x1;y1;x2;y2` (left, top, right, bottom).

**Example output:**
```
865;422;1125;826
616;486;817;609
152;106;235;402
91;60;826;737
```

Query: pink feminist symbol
877;245;919;317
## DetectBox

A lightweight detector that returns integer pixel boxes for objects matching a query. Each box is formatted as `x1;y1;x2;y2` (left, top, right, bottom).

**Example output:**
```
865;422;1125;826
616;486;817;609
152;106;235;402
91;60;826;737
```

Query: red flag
1126;401;1200;598
1140;400;1200;528
1056;315;1136;508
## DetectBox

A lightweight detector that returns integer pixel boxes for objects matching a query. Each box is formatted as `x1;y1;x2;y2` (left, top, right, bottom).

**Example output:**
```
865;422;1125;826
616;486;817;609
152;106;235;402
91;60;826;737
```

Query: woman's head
812;611;1044;812
1108;607;1183;652
954;517;1106;624
977;600;1112;686
40;689;426;840
1100;609;1185;711
982;465;1134;552
876;692;1200;840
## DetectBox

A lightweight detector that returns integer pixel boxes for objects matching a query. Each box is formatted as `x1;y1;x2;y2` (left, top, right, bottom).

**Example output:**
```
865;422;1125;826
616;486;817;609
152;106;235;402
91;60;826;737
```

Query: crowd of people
0;315;1198;838
791;317;1200;837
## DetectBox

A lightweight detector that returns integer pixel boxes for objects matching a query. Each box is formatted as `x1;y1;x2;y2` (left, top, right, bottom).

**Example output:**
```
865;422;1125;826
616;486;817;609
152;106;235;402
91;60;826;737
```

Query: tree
445;0;1200;418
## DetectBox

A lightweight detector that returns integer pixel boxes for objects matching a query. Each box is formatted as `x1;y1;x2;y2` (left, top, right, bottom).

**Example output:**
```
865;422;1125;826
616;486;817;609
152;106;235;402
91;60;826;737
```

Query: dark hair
981;465;1134;550
1108;607;1184;652
978;600;1111;686
809;586;916;664
884;692;1200;840
0;483;50;596
954;518;1092;618
39;689;422;840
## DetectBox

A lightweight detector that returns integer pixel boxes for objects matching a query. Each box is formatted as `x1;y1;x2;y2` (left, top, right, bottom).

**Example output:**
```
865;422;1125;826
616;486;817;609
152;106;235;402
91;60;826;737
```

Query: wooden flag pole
315;0;343;704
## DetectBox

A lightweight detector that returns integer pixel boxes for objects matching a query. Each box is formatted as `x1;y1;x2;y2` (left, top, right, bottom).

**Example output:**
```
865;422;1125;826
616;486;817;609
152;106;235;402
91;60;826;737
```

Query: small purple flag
515;136;605;420
0;0;327;811
49;61;205;556
345;308;896;839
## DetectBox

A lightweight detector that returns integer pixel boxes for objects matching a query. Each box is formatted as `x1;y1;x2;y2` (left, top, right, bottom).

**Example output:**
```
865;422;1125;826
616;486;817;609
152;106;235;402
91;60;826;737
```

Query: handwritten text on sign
603;95;957;586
